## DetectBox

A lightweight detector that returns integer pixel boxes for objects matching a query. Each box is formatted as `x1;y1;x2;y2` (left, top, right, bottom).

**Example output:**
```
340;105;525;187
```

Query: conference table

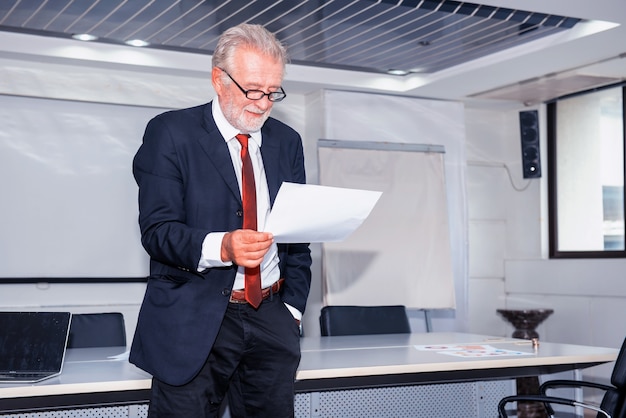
297;332;618;391
0;332;618;417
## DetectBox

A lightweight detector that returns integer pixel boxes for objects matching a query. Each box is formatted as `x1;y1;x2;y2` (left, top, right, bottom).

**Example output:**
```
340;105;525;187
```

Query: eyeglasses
219;68;287;102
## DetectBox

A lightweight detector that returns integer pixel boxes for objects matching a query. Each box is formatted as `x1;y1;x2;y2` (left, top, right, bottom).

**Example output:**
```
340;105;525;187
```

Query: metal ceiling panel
0;0;582;74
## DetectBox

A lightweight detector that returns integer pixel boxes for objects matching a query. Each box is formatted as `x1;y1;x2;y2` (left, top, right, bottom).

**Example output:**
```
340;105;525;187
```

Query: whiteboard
0;95;168;279
319;140;456;309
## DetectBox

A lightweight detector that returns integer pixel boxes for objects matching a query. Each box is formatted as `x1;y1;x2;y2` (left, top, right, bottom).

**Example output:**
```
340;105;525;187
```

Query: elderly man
131;23;312;417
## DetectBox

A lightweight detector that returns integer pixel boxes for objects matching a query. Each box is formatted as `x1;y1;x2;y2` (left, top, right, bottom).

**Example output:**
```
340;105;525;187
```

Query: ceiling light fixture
125;39;149;47
71;33;98;42
387;69;410;76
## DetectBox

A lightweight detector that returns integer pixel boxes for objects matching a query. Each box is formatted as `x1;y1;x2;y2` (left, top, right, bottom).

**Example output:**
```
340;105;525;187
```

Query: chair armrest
497;394;610;418
538;379;613;415
540;379;613;394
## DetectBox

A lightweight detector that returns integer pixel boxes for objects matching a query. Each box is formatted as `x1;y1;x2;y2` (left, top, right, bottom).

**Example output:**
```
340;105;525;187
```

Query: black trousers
148;295;301;418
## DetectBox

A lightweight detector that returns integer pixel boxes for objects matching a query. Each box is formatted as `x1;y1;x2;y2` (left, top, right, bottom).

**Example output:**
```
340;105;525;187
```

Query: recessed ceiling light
72;33;98;42
125;39;149;47
387;69;410;76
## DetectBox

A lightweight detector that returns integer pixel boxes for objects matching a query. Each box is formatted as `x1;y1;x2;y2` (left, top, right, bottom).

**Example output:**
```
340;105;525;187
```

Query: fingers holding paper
221;229;274;268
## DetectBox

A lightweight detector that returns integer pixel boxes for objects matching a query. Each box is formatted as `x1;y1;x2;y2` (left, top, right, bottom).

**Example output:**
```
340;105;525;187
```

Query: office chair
497;337;626;418
67;312;127;348
319;305;411;336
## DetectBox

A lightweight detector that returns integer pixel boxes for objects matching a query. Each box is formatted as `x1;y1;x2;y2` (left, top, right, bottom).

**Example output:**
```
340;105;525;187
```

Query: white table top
0;333;618;405
295;332;618;391
298;332;618;379
0;347;149;400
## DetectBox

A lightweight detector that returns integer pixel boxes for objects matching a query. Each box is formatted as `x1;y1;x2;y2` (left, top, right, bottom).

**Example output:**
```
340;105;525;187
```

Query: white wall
464;104;626;385
465;106;536;339
2;52;626;391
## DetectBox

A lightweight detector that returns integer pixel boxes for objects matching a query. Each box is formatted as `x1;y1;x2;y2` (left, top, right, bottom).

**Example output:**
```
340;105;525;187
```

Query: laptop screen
0;312;71;375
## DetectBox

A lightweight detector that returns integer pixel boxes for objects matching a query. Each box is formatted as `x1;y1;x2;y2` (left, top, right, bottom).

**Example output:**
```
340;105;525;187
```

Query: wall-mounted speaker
519;110;541;178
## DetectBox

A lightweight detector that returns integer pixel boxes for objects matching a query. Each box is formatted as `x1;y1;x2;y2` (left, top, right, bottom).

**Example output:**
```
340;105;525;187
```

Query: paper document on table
263;182;382;243
414;344;531;358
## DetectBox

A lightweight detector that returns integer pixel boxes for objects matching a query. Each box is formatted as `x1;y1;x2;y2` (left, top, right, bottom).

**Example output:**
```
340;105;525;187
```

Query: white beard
225;102;271;133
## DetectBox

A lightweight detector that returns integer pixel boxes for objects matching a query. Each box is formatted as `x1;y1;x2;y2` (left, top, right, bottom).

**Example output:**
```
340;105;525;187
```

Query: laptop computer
0;311;72;383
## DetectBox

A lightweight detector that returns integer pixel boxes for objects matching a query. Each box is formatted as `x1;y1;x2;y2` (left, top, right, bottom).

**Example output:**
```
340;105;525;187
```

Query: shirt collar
212;97;262;147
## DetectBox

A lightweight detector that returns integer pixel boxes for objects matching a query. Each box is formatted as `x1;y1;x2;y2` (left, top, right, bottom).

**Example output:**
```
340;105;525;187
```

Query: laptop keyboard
0;372;51;380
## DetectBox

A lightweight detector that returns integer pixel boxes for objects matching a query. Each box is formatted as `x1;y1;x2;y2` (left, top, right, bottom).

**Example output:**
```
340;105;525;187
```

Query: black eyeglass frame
219;68;287;102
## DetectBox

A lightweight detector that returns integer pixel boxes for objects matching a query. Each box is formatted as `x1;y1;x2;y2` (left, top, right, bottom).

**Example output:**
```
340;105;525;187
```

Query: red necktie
236;134;262;308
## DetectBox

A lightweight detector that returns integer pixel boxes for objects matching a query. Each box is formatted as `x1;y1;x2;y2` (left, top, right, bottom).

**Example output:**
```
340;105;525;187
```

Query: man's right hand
221;229;274;268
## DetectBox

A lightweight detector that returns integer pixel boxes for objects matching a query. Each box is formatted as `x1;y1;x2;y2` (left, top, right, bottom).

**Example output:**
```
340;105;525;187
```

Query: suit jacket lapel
198;103;241;204
260;124;281;207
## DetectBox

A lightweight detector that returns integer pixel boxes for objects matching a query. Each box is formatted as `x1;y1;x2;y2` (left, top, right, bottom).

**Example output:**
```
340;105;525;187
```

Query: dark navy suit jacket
129;102;312;386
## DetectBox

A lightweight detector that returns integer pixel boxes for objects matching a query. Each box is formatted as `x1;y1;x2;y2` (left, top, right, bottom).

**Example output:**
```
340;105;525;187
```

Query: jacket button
236;210;243;217
221;288;230;296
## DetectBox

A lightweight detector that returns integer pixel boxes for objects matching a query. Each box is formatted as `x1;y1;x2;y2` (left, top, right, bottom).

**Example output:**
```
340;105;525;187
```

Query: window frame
547;83;626;259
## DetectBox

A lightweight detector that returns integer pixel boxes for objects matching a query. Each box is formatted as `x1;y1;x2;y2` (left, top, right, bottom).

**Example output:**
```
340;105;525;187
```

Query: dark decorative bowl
496;309;554;339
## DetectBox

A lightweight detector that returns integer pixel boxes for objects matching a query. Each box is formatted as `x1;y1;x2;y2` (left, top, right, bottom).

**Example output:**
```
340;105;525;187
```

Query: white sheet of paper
263;182;382;243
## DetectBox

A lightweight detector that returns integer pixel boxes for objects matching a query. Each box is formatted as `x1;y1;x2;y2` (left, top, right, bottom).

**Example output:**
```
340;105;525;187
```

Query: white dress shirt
196;99;300;319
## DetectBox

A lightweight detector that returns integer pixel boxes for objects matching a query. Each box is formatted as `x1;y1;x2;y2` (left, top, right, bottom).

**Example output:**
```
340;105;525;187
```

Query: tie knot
236;133;250;147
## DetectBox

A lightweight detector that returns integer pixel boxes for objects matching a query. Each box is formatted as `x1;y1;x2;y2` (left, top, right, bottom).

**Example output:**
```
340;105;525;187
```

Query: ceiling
0;0;625;106
0;0;580;75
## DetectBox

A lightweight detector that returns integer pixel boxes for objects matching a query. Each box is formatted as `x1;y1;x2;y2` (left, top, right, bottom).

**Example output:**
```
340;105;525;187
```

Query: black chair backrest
611;337;626;389
607;337;626;418
67;312;126;348
599;388;622;418
319;305;411;336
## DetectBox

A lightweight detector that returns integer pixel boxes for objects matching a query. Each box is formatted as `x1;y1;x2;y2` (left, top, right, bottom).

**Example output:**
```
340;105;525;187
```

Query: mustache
245;105;266;115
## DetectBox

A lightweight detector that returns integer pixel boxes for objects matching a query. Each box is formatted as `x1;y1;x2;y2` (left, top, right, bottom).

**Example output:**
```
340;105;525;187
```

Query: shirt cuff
197;232;232;272
284;302;302;321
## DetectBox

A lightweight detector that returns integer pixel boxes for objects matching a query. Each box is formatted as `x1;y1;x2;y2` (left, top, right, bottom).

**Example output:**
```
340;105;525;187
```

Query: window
548;84;626;258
